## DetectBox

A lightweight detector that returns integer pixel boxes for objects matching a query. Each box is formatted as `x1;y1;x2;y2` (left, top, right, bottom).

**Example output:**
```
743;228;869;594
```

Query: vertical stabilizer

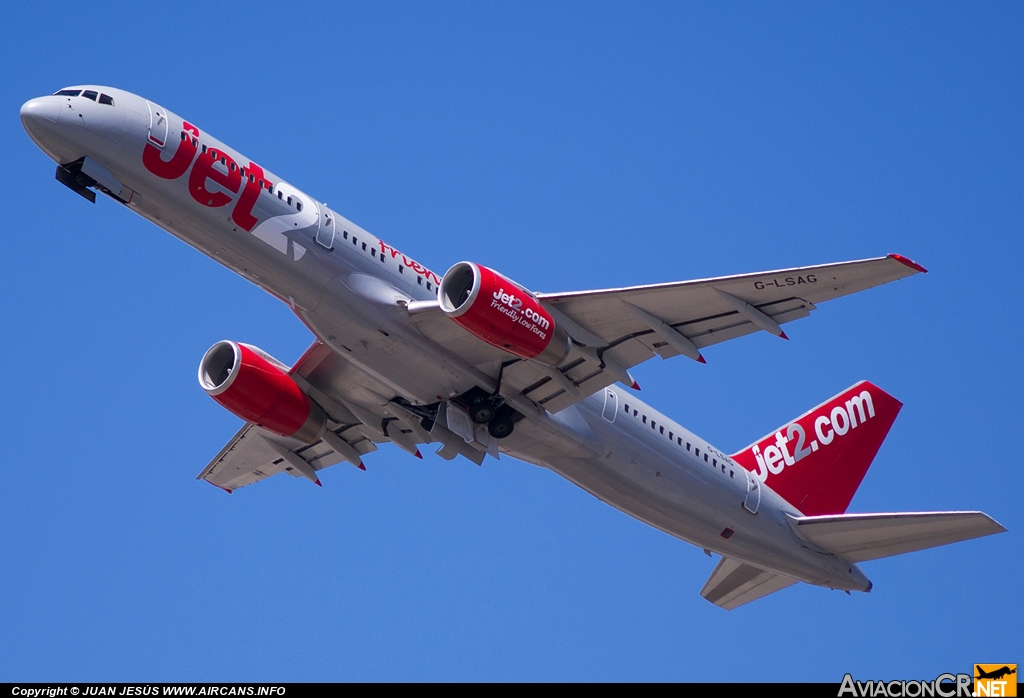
731;381;902;516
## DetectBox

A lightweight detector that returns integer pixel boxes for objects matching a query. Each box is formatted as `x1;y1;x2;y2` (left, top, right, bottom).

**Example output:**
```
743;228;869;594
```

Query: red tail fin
731;381;902;516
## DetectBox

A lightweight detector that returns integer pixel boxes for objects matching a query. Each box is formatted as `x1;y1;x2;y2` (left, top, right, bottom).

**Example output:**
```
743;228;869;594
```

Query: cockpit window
82;90;98;101
98;93;114;106
54;89;82;97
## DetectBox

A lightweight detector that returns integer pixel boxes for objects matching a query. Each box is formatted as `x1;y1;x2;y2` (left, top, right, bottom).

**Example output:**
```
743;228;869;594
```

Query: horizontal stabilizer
700;557;797;610
789;511;1006;562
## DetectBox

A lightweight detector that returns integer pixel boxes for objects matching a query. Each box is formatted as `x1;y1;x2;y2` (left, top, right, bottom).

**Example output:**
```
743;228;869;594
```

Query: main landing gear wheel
470;399;499;424
488;416;514;439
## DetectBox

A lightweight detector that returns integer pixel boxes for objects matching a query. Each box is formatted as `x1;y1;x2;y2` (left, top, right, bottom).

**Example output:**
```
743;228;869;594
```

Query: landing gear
469;397;500;424
54;159;97;203
454;389;519;440
487;414;514;439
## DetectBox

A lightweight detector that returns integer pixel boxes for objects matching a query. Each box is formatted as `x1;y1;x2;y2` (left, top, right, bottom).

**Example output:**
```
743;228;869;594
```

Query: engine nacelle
438;262;571;365
198;340;325;444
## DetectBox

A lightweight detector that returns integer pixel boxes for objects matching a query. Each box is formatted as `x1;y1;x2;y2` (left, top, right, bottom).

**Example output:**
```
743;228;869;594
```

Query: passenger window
191;138;198;147
677;437;682;446
230;162;237;172
99;94;114;106
651;421;656;429
180;131;187;141
669;431;673;440
287;196;293;206
417;276;423;285
642;416;647;424
633;409;638;417
278;191;283;199
296;201;302;212
202;145;208;153
362;242;367;251
353;237;358;245
695;448;700;457
399;265;404;273
624;404;629;413
82;90;98;101
427;282;432;291
659;426;664;435
729;470;734;478
343;230;349;239
713;459;717;467
220;157;226;165
686;442;690;451
705;454;709;463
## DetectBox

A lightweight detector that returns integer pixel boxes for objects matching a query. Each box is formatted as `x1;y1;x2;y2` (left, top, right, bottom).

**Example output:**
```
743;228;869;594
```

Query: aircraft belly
518;403;854;587
123;189;331;309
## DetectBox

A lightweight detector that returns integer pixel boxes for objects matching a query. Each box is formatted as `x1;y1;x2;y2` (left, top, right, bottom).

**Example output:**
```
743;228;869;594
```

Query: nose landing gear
55;158;97;203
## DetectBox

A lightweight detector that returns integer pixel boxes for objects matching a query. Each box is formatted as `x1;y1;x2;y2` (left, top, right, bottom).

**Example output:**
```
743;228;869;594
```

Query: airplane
20;85;1006;610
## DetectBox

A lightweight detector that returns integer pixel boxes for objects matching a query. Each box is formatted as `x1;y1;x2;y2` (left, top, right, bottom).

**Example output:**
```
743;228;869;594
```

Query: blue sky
1;1;1020;682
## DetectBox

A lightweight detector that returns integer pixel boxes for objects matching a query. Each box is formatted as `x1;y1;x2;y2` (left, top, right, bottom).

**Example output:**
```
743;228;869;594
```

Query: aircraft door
315;204;335;249
601;388;617;423
146;101;168;147
743;469;760;514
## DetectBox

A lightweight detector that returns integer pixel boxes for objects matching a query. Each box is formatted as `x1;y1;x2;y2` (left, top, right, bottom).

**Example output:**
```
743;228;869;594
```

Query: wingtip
697;354;707;364
888;253;928;274
414;449;423;459
315;478;323;487
357;462;366;471
631;380;641;391
779;330;790;341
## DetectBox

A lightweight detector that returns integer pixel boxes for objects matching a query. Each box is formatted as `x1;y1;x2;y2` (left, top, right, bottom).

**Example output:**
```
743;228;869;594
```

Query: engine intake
198;340;325;444
439;262;570;365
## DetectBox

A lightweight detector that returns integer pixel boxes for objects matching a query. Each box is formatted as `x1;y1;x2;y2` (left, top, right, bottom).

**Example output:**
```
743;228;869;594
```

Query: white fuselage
21;85;871;593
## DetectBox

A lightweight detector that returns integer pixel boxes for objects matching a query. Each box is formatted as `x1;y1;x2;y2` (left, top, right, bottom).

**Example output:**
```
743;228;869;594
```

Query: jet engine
438;261;571;365
198;340;325;444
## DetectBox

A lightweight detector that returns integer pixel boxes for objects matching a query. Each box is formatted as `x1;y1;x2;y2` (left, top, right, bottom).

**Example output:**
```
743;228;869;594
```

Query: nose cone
20;96;62;142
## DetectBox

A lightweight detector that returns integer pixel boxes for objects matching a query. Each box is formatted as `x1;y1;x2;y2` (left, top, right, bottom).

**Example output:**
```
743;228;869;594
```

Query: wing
497;254;926;414
197;341;491;492
196;422;377;492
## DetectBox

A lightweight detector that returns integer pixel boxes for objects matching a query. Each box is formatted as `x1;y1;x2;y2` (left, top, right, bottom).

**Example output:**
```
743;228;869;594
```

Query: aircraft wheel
488;416;514;439
470;399;497;424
